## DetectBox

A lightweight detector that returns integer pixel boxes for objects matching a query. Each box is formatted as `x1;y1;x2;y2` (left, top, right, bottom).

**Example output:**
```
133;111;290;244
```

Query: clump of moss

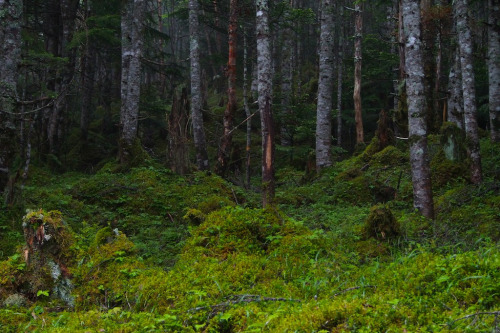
363;205;400;240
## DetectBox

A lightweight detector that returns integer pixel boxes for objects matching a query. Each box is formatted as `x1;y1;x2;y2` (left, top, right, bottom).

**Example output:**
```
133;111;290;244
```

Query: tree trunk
280;13;293;147
168;89;190;175
316;0;335;169
0;0;22;196
243;25;252;189
216;0;238;176
120;0;146;164
488;0;500;142
189;0;209;170
256;0;275;207
80;48;97;141
403;0;434;219
353;2;364;145
455;0;482;184
337;3;344;147
447;48;464;129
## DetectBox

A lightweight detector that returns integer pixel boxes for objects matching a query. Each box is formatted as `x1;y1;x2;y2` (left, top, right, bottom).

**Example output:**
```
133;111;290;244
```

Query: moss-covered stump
21;209;75;306
363;205;400;240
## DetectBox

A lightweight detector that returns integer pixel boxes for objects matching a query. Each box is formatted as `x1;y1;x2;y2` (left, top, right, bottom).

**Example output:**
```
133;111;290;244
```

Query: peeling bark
216;0;238;176
447;48;464;129
256;0;275;207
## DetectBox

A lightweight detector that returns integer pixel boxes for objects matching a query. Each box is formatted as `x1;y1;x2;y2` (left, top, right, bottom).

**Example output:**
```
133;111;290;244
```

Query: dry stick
188;294;301;313
451;311;500;325
332;285;376;297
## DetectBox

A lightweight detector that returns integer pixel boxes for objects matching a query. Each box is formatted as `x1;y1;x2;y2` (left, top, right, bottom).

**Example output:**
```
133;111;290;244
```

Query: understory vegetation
0;137;499;332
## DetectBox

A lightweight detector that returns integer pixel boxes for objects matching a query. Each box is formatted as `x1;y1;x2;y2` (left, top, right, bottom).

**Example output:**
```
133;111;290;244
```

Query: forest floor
0;137;499;332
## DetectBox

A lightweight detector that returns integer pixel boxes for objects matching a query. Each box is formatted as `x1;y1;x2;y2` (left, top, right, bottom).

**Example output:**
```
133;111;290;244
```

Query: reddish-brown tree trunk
353;2;364;145
216;0;238;176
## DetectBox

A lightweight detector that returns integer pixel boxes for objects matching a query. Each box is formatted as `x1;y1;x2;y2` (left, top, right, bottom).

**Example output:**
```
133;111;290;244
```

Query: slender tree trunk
337;3;344;147
216;0;238;176
353;2;364;145
280;11;293;147
455;0;482;184
243;25;252;189
81;48;96;141
316;0;335;169
403;0;434;219
189;0;209;170
0;0;23;195
447;48;464;128
120;0;146;164
256;0;275;207
488;0;500;142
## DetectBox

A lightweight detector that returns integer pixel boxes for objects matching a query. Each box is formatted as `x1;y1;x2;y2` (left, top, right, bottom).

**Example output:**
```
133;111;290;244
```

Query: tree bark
353;1;364;145
189;0;209;170
243;25;252;189
216;0;238;176
337;3;344;147
316;0;335;169
447;48;464;129
0;0;23;195
256;0;275;207
120;0;146;164
403;0;434;219
488;0;500;142
455;0;482;184
280;10;293;147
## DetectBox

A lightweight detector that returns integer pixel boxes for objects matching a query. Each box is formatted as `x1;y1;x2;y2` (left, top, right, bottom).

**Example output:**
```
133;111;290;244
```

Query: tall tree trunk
256;0;275;207
80;48;96;142
189;0;209;170
447;48;464;128
455;0;482;184
353;2;364;145
280;9;293;147
0;0;23;195
488;0;500;142
315;0;335;169
243;25;252;189
120;0;146;164
403;0;434;219
337;3;344;147
216;0;238;176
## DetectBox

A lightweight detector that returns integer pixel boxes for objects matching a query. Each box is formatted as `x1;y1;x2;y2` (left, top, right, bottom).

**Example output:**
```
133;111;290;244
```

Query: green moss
363;204;400;240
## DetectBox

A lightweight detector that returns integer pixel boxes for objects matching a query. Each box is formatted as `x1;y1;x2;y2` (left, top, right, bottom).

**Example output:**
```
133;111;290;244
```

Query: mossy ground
0;138;499;332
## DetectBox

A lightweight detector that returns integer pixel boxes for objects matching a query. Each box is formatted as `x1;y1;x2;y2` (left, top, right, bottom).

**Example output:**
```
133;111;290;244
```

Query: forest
0;0;499;331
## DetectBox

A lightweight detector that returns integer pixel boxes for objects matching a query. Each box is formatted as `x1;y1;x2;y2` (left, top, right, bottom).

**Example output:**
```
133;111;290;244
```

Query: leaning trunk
403;0;434;219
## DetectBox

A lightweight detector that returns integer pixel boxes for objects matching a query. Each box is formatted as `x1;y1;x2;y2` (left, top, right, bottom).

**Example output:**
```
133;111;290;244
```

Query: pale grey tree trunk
0;0;22;194
353;2;364;145
120;0;146;164
256;0;275;207
403;0;434;219
455;0;482;184
488;0;500;142
189;0;209;170
316;0;335;169
447;49;464;129
337;4;344;147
